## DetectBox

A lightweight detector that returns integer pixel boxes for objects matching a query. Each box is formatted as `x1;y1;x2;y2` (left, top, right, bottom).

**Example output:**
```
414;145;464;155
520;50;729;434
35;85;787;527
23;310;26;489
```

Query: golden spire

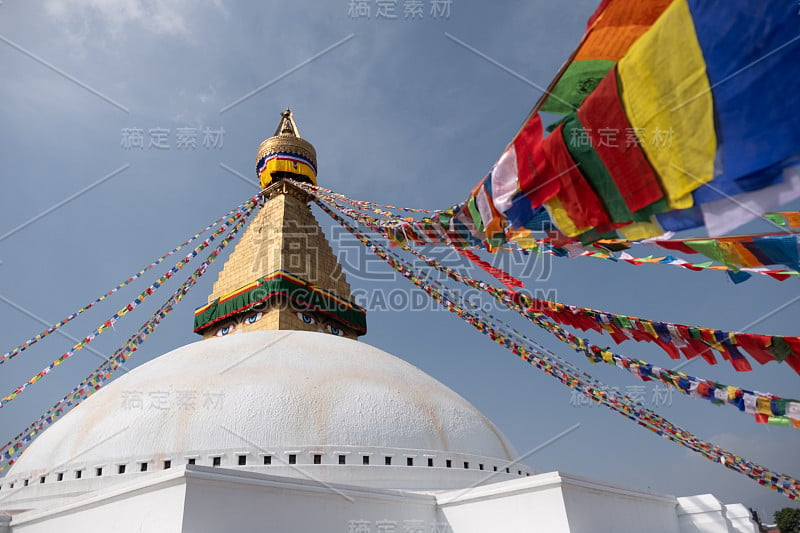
193;111;366;340
256;109;318;188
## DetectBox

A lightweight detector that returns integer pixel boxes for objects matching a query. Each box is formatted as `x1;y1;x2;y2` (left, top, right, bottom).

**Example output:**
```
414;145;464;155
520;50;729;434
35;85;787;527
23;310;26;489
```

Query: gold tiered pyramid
193;110;366;340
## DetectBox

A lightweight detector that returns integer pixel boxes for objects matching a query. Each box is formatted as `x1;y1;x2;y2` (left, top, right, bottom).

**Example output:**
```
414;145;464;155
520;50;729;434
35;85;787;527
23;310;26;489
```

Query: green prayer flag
467;196;484;233
767;416;791;427
685;240;729;265
616;316;633;329
579;228;619;246
764;213;787;227
770;336;792;362
541;59;615;114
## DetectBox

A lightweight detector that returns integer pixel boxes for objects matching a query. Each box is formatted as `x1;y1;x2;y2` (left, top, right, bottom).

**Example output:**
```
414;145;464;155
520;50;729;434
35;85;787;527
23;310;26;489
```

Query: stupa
0;111;757;533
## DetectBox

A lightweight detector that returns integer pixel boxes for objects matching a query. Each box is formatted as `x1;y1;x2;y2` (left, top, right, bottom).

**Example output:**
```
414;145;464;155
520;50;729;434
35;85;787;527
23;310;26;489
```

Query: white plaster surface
7;331;518;492
439;471;684;533
3;467;758;533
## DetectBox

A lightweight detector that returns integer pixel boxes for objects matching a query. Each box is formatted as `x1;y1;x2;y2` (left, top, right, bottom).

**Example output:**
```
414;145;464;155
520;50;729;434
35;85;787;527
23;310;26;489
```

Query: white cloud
44;0;225;38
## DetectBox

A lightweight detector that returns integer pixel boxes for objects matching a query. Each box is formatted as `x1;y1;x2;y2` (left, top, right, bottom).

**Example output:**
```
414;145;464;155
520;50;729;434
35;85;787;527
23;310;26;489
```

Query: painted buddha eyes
296;311;316;325
214;311;265;337
244;312;264;325
215;312;346;337
295;311;346;336
214;325;233;337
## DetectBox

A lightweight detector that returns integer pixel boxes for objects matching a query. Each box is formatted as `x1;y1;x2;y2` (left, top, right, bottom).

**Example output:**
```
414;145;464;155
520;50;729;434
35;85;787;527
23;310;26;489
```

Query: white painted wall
3;467;757;533
724;504;758;533
438;472;754;533
677;495;757;533
7;466;441;533
181;467;439;533
437;472;572;532
560;475;680;533
10;476;186;533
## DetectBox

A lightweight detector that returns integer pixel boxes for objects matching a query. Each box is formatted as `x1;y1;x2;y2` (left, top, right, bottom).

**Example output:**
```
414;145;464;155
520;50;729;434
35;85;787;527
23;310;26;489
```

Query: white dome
7;331;525;491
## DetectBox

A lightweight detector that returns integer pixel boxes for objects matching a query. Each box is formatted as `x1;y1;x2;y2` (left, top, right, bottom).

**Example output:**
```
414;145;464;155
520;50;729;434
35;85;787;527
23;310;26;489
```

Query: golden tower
193;110;366;340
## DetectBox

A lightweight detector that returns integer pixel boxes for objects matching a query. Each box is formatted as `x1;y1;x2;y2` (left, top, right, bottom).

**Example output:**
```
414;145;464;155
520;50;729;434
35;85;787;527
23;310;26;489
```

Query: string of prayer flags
307;184;800;285
312;192;800;499
571;250;798;283
0;198;259;471
584;225;800;276
313;189;800;420
307;184;800;375
0;206;246;406
308;183;439;215
440;251;798;426
531;301;800;374
307;183;800;278
535;317;800;428
0;197;260;367
371;212;800;428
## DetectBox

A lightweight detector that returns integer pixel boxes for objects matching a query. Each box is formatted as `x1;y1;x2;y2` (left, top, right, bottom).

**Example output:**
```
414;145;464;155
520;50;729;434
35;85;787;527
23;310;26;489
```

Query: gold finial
257;109;318;188
275;108;301;137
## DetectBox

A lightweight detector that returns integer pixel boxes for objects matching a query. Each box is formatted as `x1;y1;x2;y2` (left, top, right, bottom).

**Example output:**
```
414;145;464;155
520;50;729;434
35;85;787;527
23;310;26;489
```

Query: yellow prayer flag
544;196;589;237
617;0;716;209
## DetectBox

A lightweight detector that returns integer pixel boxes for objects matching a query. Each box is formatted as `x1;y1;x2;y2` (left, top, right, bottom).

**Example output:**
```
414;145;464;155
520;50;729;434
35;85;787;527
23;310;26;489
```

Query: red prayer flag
676;324;718;365
697;382;712;398
655;240;699;255
608;328;631;345
577;67;665;213
654;337;681;359
543;124;611;230
515;114;557;207
735;333;775;365
782;337;800;376
765;271;793;282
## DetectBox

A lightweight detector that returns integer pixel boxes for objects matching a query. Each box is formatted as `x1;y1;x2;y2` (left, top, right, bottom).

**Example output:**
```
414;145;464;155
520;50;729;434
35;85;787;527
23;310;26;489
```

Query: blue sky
0;0;798;521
